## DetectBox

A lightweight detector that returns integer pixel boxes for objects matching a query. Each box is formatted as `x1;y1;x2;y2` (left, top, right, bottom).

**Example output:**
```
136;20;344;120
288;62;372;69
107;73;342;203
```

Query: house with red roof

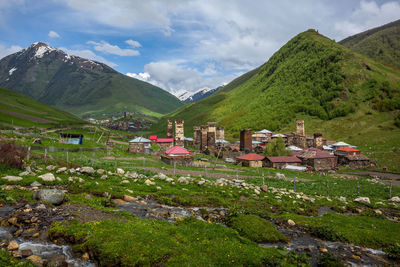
334;146;360;157
296;148;337;171
265;156;302;169
156;138;174;150
236;153;265;168
161;146;193;166
149;135;158;144
334;147;370;168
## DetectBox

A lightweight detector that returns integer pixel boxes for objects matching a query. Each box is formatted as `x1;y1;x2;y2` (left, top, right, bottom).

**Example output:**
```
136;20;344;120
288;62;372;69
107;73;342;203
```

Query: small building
59;133;83;145
296;148;337;171
286;145;303;152
156;138;174;150
236;153;265;168
334;146;361;157
265;156;302;169
252;129;272;142
149;135;158;144
342;155;371;169
331;141;353;151
129;137;152;154
184;137;193;147
161;146;193;166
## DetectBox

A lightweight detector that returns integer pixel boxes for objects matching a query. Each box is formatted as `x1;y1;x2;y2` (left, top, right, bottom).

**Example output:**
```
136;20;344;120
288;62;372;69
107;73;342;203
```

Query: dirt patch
0;109;55;124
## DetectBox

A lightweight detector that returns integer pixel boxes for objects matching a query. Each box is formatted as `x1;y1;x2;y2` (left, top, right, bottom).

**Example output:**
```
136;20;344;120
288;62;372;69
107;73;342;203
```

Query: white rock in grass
121;180;130;184
354;197;370;204
254;189;260;195
46;165;56;171
80;167;95;175
38;173;55;182
2;176;23;182
389;196;400;203
287;219;296;226
56;167;67;173
96;169;105;175
198;180;206;186
339;196;347;202
144;179;154;186
166;178;174;183
116;168;125;175
19;171;30;176
101;175;108;180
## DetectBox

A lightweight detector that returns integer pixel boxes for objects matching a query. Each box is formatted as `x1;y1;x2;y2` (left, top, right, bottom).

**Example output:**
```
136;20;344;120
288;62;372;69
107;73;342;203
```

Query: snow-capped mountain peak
176;86;223;103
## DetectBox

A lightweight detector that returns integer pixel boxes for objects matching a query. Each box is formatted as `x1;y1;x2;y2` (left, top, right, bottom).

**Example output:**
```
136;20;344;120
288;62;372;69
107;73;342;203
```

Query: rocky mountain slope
0;43;183;118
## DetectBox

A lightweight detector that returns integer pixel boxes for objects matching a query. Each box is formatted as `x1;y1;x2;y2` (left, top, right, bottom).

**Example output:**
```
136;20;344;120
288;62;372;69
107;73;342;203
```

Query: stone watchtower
200;125;208;152
207;122;217;151
240;129;252;152
167;119;173;138
216;126;225;140
174;120;184;147
193;126;201;148
296;120;305;136
314;133;324;149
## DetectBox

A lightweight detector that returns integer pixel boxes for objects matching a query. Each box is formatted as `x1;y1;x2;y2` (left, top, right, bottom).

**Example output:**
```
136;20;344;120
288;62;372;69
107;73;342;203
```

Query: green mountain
0;87;85;128
0;42;183;118
339;19;400;69
152;29;400;171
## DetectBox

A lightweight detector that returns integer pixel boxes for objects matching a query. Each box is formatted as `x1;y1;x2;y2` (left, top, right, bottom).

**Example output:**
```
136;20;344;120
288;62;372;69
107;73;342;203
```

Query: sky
0;0;399;96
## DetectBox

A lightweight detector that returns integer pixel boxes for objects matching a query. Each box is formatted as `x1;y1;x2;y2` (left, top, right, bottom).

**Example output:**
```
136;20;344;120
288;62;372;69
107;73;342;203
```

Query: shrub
0;143;27;169
384;243;400;259
307;225;346;242
317;252;345;267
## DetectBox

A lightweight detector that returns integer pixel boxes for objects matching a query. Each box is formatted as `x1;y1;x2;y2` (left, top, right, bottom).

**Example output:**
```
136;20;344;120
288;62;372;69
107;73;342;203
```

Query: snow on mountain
176;86;222;103
9;67;17;75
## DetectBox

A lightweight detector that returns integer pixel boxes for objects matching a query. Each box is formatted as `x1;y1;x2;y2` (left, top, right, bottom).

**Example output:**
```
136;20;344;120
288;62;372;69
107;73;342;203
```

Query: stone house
160;146;193;166
265;156;302;169
236;153;265;168
296;148;337;171
342;155;371;169
129;137;151;154
156;138;174;150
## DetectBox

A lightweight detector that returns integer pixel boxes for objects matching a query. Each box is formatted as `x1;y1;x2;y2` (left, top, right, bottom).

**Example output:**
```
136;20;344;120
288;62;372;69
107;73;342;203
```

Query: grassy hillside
0;87;85;128
151;29;400;171
340;19;400;69
0;43;183;118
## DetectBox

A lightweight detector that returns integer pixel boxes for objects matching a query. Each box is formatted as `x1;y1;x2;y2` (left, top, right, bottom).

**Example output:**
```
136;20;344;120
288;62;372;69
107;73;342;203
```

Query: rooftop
296;147;335;159
165;146;191;155
266;156;301;163
337;146;360;152
236;153;265;161
129;137;151;143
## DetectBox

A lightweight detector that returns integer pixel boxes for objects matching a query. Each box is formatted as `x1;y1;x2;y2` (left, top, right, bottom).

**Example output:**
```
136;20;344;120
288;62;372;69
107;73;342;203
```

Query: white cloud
48;30;60;38
125;39;141;48
127;61;239;94
334;1;400;40
59;47;117;67
87;40;140;56
0;44;23;60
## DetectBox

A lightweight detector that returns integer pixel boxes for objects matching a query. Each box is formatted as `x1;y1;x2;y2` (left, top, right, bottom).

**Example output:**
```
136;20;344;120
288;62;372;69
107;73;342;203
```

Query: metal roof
129;137;151;143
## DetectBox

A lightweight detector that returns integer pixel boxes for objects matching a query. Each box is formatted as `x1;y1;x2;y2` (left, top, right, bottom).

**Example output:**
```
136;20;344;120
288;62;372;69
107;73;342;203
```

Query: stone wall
174;120;184;147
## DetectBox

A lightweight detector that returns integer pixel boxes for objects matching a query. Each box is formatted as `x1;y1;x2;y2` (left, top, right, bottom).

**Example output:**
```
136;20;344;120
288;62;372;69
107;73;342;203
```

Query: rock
56;177;62;182
27;255;42;264
275;173;286;179
260;185;268;192
144;179;154;186
158;173;167;179
33;189;65;205
121;180;129;184
69;168;76;174
287;219;296;226
46;165;56;171
319;247;328;253
126;189;133;194
166;178;174;182
30;181;42;187
374;209;382;215
82;252;89;260
156;186;162;190
354;197;370;204
113;199;126;205
20;249;33;257
116;168;125;175
19;171;30;176
97;169;105;175
389;196;400;203
101;175;108;180
123;195;135;202
198;180;206;186
32;233;39;238
339;196;347;202
351;255;361;260
8;217;18;226
178;177;189;184
35;204;46;210
80;166;95;175
7;240;18;250
56;167;67;173
254;189;260;195
78;178;84;183
2;176;23;182
38;173;55;182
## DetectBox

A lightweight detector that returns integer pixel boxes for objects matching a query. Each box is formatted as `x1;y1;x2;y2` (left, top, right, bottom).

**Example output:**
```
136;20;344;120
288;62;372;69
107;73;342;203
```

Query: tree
264;137;288;157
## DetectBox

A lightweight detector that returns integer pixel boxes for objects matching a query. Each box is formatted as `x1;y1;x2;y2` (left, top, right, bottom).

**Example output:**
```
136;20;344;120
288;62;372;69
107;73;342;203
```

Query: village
125;119;371;173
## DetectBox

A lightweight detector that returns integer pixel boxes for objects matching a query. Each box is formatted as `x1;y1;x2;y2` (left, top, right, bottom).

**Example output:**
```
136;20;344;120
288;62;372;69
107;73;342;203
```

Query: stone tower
296;120;305;136
207;122;217;151
216;126;225;140
193;126;201;148
174;120;184;147
200;125;208;152
314;133;324;149
240;129;252;152
167;119;173;138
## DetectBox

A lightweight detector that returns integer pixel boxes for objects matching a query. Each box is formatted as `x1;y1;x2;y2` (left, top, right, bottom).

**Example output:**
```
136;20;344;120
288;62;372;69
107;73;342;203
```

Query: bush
384;243;400;259
317;252;345;267
0;143;27;169
308;225;346;242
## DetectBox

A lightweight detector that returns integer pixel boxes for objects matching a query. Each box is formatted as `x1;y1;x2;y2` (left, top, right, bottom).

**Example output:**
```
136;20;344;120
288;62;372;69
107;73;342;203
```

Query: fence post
357;181;360;197
293;177;296;192
204;165;207;178
389;181;393;199
27;146;31;162
91;151;95;167
114;156;117;171
236;170;238;178
143;158;145;170
44;148;47;164
263;170;265;185
173;161;176;176
326;180;329;197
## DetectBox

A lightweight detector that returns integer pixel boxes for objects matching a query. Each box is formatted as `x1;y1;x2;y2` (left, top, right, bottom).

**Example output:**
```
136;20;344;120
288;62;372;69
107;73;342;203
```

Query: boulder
38;173;55;182
56;167;67;173
166;177;174;182
30;181;42;187
96;169;105;175
123;195;136;202
354;197;370;204
145;179;154;186
33;189;65;205
275;173;286;179
121;180;129;184
113;199;126;205
100;175;108;180
19;171;30;176
158;173;167;179
259;185;268;192
26;255;42;264
46;165;56;171
254;189;260;195
116;168;125;175
198;180;206;186
80;167;95;175
7;240;19;250
2;176;23;182
287;219;296;226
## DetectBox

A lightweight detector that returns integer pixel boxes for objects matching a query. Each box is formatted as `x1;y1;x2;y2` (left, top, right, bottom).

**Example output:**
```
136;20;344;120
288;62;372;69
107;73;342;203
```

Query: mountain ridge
0;42;183;118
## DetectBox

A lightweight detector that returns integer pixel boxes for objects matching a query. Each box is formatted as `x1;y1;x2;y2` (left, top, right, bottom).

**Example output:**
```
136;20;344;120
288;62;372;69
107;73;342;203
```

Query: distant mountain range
340;19;400;69
0;42;183;118
177;86;222;103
